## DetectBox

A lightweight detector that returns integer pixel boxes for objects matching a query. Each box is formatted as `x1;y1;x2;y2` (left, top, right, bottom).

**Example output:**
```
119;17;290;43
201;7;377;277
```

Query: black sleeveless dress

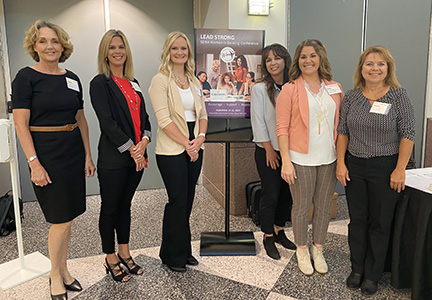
12;67;86;223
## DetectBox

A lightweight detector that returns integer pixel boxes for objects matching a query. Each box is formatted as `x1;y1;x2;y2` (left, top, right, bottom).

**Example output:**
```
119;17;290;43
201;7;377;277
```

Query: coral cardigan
148;72;208;155
276;76;344;154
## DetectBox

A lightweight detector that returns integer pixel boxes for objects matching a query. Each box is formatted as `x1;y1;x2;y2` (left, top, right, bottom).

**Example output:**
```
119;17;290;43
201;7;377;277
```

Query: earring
105;57;108;62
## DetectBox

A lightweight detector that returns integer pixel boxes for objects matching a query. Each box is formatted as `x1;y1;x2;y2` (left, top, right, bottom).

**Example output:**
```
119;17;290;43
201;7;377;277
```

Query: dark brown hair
259;43;291;106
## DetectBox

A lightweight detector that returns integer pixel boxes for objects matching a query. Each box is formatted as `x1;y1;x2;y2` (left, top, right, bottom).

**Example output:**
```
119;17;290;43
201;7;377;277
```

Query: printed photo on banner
195;28;264;118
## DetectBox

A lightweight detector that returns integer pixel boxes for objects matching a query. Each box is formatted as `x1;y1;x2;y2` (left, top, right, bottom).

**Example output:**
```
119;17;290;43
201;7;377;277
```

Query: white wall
195;0;288;47
228;0;288;47
0;4;11;195
195;0;229;29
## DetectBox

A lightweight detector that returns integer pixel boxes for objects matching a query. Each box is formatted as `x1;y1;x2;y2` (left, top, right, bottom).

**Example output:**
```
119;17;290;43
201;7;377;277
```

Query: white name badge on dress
66;77;80;92
130;82;142;93
324;84;342;95
370;101;391;115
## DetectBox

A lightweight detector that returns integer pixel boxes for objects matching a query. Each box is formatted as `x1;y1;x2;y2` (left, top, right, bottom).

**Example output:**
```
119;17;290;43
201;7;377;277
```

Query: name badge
130;81;142;93
66;77;80;92
370;101;391;115
324;84;342;95
195;87;203;97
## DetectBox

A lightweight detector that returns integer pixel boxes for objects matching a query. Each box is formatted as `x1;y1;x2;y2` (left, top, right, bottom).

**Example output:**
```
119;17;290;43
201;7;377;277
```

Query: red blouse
113;76;142;144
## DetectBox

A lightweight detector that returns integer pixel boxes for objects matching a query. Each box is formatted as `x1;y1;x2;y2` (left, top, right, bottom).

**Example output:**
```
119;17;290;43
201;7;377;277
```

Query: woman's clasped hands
186;135;204;162
129;139;149;171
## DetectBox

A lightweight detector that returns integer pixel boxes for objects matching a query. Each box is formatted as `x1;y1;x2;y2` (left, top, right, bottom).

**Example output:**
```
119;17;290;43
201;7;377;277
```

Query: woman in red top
90;29;151;282
234;55;248;95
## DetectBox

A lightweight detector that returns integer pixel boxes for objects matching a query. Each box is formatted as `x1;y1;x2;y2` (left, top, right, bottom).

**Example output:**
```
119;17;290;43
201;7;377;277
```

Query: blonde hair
23;20;73;63
289;39;332;82
219;72;234;87
353;45;400;89
158;31;195;82
97;29;134;80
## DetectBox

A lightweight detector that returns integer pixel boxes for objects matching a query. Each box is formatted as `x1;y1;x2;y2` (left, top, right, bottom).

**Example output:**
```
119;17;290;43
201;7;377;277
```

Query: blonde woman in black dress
12;20;95;300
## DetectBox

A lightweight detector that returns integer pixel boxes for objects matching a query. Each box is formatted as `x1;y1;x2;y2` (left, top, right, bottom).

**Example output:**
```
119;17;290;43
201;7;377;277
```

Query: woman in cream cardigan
276;39;343;276
148;31;208;273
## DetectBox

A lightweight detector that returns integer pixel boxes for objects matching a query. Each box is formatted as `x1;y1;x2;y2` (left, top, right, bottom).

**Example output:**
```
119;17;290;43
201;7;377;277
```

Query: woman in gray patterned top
336;46;415;296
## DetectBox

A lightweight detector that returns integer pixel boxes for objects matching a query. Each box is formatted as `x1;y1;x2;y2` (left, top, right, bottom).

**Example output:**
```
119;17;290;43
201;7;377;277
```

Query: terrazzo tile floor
0;187;411;300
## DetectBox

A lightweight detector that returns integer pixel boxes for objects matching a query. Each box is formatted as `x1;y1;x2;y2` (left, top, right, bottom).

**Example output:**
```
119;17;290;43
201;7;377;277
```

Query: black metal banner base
200;231;256;256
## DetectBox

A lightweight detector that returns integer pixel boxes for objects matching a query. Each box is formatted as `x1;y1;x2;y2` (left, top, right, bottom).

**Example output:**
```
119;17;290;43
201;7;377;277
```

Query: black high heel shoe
118;254;143;275
49;278;67;300
64;278;82;291
104;258;131;282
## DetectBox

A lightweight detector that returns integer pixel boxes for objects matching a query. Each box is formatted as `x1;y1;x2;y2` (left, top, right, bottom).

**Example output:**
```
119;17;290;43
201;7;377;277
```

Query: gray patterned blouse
337;87;415;158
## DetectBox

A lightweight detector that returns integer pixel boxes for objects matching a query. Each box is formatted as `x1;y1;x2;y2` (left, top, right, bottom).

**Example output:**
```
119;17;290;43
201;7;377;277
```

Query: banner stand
200;125;256;256
0;119;50;291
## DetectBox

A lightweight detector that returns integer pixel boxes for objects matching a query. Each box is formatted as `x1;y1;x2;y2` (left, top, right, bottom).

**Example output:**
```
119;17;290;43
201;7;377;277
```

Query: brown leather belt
29;123;78;132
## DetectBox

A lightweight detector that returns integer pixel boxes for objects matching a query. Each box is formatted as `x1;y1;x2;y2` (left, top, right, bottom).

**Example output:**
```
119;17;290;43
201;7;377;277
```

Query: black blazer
90;74;151;169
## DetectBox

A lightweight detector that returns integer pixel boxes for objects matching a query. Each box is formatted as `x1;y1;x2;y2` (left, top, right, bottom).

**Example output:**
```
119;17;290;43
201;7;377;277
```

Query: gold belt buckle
66;123;76;131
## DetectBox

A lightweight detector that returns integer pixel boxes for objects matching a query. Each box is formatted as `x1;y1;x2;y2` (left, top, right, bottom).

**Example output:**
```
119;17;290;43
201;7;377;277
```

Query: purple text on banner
205;101;251;118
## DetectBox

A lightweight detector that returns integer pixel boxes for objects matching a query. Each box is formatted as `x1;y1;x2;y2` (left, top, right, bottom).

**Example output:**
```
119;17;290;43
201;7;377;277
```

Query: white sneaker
311;244;328;274
296;247;314;275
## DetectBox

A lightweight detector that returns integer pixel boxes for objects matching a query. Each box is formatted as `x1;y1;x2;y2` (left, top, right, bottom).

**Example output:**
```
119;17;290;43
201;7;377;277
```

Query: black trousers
255;145;292;234
156;122;203;267
345;152;399;282
98;167;143;254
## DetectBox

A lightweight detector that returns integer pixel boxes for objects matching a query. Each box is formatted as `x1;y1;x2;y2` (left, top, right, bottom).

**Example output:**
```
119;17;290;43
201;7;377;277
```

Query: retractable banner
195;28;264;118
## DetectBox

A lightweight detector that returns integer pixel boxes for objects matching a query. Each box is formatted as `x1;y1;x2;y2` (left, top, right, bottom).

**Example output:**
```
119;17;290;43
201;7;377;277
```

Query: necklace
305;81;327;135
113;76;139;111
172;72;187;89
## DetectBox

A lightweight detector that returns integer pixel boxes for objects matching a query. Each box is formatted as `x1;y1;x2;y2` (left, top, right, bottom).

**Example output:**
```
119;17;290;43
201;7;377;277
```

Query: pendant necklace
113;76;139;111
305;81;326;135
173;72;187;89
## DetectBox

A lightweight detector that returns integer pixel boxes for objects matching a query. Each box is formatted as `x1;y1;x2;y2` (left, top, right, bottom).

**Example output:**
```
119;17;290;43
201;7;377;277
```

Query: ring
194;150;197;153
138;154;142;158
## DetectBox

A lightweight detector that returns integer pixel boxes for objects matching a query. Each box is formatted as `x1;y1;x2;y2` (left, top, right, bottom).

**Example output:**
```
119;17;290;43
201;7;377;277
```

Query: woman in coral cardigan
276;39;343;276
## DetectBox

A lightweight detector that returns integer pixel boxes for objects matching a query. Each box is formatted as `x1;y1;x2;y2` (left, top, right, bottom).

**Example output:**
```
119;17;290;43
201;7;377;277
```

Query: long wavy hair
353;45;400;89
219;72;234;88
259;43;291;106
158;31;195;83
289;39;332;82
24;20;73;63
97;29;134;80
236;55;249;70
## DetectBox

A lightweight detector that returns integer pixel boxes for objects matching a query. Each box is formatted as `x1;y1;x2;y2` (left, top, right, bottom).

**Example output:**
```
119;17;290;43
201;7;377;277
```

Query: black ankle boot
263;235;280;260
274;230;296;250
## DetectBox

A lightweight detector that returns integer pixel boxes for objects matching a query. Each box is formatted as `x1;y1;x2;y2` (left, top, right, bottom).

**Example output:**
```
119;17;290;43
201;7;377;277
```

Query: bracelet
142;135;150;142
27;155;37;163
198;133;206;139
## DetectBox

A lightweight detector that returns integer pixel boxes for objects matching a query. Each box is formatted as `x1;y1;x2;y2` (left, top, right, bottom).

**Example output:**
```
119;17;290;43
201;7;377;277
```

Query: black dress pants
345;152;399;282
98;167;143;254
255;145;292;234
156;121;203;267
156;150;203;267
